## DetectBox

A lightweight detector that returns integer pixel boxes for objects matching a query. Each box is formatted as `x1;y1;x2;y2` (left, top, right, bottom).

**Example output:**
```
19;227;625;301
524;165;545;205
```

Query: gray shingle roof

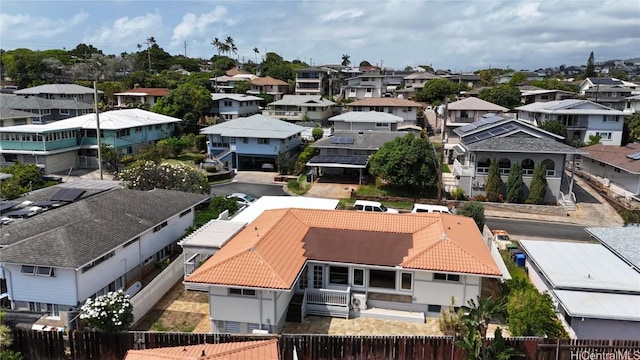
14;84;101;95
312;130;405;150
0;108;37;119
200;114;305;138
0;189;209;268
585;227;640;270
463;137;582;154
0;94;93;110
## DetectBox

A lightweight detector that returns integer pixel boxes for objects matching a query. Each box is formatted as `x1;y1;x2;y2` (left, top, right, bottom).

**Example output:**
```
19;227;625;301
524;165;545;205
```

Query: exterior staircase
559;191;576;211
442;172;457;193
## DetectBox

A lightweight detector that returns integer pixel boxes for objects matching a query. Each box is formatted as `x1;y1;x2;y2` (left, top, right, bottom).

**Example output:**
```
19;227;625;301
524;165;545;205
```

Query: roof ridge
400;220;443;265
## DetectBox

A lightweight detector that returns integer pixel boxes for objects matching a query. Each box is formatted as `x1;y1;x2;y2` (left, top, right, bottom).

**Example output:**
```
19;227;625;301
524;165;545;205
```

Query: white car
227;193;257;207
353;200;399;214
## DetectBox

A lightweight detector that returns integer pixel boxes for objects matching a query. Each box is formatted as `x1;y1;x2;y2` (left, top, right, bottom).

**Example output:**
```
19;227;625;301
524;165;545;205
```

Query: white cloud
322;9;364;23
85;11;163;47
170;6;229;46
0;10;88;40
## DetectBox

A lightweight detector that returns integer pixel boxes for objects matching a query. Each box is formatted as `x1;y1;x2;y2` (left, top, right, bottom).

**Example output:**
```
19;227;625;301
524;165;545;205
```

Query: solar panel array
626;152;640;160
464;123;519;144
457;115;504;134
310;155;369;165
0;201;20;213
49;188;86;202
330;137;355;144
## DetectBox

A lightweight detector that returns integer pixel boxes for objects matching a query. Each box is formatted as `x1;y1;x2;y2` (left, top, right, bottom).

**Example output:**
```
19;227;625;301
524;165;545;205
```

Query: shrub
195;134;208;152
527;164;548;205
456;202;485;231
450;187;466;200
204;166;218;173
117;161;210;194
312;127;324;141
192;154;206;164
485;158;503;202
505;162;523;203
80;290;133;333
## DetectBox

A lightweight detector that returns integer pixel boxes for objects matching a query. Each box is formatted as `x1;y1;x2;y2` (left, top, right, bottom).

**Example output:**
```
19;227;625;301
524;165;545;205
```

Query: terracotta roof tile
251;76;289;86
349;98;423;108
186;210;501;289
124;339;279;360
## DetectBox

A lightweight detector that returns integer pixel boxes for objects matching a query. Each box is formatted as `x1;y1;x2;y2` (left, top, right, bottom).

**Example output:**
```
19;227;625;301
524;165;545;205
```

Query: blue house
201;114;304;170
211;93;262;120
0;109;179;173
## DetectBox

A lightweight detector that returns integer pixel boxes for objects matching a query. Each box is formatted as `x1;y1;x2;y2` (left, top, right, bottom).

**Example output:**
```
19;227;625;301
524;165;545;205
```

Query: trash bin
306;171;314;182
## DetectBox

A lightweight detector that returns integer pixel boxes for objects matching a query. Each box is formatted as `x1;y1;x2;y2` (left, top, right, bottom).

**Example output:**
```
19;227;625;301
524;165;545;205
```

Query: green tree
80;290;133;333
135;143;172;163
0;309;22;360
368;134;438;193
1;48;46;87
152;83;213;134
527;164;548;204
117;162;209;194
485;158;503;202
157;136;190;158
585;51;596;78
341;54;351;66
624;113;640;143
478;85;522;109
0;163;46;199
69;43;103;58
507;71;528;86
417;78;456;103
359;60;372;67
531;78;578;92
507;287;568;338
256;92;274;106
100;144;121;171
208;195;239;215
609;68;628;81
539;120;567;140
586;133;602;146
455;202;485;231
233;80;251;94
311;127;324;141
505;162;523;203
474;68;510;86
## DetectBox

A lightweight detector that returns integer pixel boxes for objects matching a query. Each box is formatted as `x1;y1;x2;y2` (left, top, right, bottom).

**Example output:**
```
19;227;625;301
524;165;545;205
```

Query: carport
306;155;369;184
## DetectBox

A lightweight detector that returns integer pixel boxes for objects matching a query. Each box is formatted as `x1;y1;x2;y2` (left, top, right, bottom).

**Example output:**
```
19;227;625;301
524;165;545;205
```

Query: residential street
485;218;592;241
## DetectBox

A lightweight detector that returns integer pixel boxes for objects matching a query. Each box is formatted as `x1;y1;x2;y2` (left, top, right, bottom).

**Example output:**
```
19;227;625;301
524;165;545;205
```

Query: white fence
130;256;184;323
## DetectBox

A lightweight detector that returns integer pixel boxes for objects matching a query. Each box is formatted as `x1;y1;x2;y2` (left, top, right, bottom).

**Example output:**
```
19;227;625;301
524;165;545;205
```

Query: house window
123;237;139;248
60;109;70;115
522;158;535;176
135;127;142;132
155;124;162;129
243;138;248;144
329;266;348;285
153;221;168;232
353;268;364;287
14;119;27;126
229;137;237;144
614;168;621;173
299;267;308;290
433;273;460;282
179;208;192;217
21;265;55;277
224;101;232;107
595;132;612;140
21;265;36;275
258;138;270;144
401;272;412;290
229;288;256;296
375;123;388;128
42;109;51;115
369;269;396;289
541;159;555;176
366;88;372;93
313;266;323;288
81;251;115;273
604;115;618;122
428;305;442;313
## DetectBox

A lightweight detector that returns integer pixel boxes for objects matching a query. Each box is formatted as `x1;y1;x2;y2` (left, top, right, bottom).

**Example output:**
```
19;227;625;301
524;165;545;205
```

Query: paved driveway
210;182;287;198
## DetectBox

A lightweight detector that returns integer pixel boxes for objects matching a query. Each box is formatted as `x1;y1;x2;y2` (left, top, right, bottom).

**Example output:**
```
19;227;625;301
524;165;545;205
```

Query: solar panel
459;124;477;133
330;137;356;144
0;201;20;213
626;152;640;160
5;209;35;218
330;137;343;144
308;155;369;166
50;188;85;202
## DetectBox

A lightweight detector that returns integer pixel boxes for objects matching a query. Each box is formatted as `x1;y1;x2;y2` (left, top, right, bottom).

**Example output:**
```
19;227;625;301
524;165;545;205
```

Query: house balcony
453;159;474;177
561;119;589;130
262;110;304;120
287;287;351;322
451;117;474;124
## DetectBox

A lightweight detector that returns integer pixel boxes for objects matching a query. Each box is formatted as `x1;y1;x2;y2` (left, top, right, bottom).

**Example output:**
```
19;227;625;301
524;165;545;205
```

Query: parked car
261;163;276;171
353;200;399;213
411;204;451;214
492;229;514;250
226;193;257;207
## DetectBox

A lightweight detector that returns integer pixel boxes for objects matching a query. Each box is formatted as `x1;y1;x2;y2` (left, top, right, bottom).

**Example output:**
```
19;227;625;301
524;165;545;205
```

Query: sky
1;0;639;72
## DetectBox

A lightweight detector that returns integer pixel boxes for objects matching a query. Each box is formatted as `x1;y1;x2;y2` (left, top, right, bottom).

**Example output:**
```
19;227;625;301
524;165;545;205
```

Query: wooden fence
10;330;640;360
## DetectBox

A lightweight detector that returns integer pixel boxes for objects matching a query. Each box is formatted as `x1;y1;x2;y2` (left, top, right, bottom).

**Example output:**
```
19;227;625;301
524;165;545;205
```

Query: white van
354;200;399;213
411;204;451;214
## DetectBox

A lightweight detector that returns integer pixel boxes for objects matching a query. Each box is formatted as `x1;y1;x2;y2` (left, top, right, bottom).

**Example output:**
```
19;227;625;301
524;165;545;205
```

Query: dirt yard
132;283;508;336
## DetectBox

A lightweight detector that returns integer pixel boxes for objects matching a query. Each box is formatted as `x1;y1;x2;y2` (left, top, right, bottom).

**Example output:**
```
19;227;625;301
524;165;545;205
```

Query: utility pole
184;41;187;57
93;80;103;180
436;97;449;203
146;38;152;73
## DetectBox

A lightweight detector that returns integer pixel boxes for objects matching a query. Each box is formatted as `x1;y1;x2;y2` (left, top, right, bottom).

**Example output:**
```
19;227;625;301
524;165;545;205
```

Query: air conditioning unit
351;293;367;311
602;178;611;187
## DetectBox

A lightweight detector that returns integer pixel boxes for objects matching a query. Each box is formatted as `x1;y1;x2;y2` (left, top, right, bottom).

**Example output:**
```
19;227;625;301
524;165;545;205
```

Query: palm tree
0;310;12;350
225;36;237;56
211;37;223;57
341;54;351;66
253;47;260;63
461;296;505;338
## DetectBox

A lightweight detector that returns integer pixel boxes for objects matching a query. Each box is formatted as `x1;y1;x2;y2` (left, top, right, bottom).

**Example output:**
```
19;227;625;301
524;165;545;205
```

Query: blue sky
1;0;639;71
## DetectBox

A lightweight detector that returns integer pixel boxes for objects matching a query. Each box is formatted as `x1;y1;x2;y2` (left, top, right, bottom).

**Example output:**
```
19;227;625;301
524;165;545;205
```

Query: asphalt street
486;218;592;241
210;182;287;198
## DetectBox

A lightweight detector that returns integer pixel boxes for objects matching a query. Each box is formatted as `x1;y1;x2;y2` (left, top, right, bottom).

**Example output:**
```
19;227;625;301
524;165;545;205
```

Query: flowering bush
80;290;134;333
116;161;209;194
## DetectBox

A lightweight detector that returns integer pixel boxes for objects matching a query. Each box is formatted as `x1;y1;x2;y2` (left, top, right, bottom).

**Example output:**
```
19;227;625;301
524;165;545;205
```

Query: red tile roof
349;98;423;108
124;339;279;360
582;143;640;174
226;69;251;76
186;209;501;289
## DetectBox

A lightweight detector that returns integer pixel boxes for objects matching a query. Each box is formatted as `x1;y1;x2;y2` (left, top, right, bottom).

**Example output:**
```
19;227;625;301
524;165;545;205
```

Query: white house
329;111;403;132
451;114;582;203
516;100;626;146
519;239;640;340
347;98;423;122
262;95;335;123
0;186;209;327
343;73;385;100
201;114;304;171
184;209;504;334
113;88;169;108
211;94;262;120
624;94;640;114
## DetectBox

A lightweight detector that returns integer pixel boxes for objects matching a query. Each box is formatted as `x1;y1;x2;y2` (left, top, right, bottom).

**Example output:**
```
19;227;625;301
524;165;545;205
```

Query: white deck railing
306;287;350;306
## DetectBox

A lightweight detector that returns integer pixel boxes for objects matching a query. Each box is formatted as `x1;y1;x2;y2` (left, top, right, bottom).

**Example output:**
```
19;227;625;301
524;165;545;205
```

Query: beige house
0;108;37;127
248;76;291;100
348;98;423;122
